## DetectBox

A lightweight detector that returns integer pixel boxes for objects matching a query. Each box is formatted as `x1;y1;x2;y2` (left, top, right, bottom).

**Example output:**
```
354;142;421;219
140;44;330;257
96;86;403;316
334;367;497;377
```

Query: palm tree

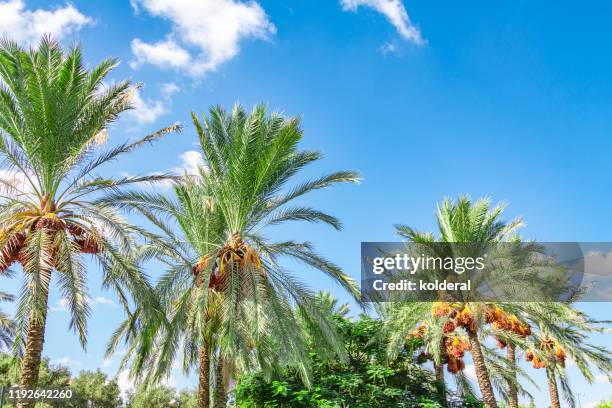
507;302;612;408
389;196;526;408
106;104;360;408
0;36;178;402
384;302;449;403
0;290;14;350
311;291;351;319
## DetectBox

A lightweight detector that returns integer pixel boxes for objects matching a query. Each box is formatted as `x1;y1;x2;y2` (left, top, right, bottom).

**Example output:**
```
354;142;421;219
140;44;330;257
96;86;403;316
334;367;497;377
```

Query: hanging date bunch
445;334;470;373
483;305;531;348
192;233;265;294
405;323;430;363
0;197;102;273
405;308;471;374
525;336;566;369
432;302;477;333
525;348;546;369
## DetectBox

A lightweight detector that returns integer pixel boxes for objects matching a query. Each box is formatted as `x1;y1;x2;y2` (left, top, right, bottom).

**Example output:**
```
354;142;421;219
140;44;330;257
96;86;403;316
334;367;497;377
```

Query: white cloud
130;0;275;76
380;42;397;55
175;150;204;176
91;296;117;308
50;356;81;367
102;357;114;368
49;298;69;312
0;0;92;45
161;82;180;98
340;0;423;45
50;296;116;312
130;39;192;70
463;363;477;379
126;83;182;125
128;87;167;125
117;370;135;399
584;250;612;277
126;150;204;191
595;373;611;383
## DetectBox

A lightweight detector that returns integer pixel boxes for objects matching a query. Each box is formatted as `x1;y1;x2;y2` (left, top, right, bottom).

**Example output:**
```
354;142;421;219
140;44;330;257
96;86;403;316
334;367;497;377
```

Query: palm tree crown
386;196;527;408
107;104;360;407
0;36;178;394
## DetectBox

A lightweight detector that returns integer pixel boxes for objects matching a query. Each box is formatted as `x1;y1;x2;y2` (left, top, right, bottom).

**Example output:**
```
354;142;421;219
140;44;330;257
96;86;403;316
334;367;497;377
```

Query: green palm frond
108;104;359;394
0;36;178;358
0;290;14;350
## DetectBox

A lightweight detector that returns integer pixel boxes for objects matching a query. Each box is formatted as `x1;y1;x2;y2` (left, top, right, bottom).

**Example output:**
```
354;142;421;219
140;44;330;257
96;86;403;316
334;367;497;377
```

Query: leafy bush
236;316;466;407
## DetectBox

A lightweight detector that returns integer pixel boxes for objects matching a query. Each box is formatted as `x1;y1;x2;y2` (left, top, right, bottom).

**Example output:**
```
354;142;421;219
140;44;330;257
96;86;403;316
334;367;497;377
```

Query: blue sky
0;0;611;405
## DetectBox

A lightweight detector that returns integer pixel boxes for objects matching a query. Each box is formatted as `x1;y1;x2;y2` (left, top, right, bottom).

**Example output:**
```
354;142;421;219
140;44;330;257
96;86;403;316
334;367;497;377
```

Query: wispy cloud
50;356;81;367
0;0;92;45
91;296;117;308
49;298;70;313
117;370;135;399
50;296;116;312
380;42;397;55
130;0;275;76
340;0;423;45
123;150;204;191
130;39;192;70
125;82;181;126
161;82;180;98
127;87;167;125
174;150;204;176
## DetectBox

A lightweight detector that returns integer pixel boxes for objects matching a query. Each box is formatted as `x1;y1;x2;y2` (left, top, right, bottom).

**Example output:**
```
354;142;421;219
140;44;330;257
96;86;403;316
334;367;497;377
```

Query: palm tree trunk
467;330;498;408
506;344;519;408
198;341;211;408
546;368;561;408
214;357;228;408
17;279;50;408
434;361;447;406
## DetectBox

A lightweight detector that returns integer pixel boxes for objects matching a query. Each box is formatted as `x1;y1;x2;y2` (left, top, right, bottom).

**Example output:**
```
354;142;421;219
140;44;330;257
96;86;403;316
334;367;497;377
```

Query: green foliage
0;352;71;407
235;315;448;407
1;353;199;407
0;353;70;388
595;400;612;408
67;370;122;408
126;384;197;408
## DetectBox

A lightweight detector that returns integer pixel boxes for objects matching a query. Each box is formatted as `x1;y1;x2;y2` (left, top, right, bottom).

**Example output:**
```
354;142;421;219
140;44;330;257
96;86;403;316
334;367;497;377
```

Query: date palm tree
106;104;359;408
506;302;612;408
0;36;178;403
388;196;525;408
0;290;14;350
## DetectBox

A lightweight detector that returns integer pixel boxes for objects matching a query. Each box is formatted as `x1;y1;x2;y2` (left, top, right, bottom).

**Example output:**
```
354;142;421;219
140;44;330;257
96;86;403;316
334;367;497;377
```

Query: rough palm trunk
434;361;447;406
546;368;561;408
506;344;519;408
17;276;51;408
467;330;498;408
198;341;211;408
214;357;228;408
